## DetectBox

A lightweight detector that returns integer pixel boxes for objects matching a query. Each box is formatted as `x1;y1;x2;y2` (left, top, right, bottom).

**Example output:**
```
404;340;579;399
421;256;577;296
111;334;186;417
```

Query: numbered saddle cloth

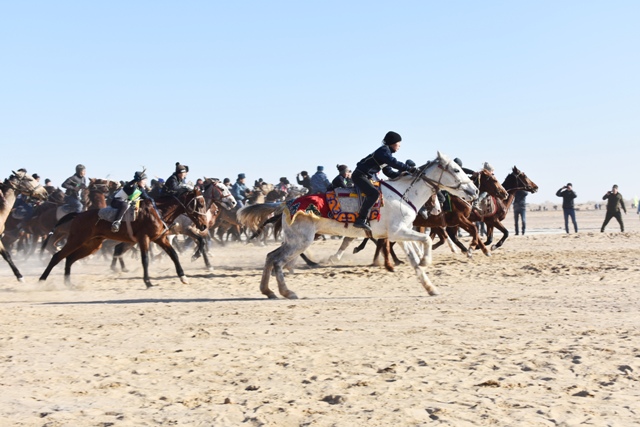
326;182;383;224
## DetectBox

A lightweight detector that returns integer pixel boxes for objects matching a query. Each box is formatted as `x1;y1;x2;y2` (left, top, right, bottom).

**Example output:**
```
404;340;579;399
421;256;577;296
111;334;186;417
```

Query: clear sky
2;1;639;204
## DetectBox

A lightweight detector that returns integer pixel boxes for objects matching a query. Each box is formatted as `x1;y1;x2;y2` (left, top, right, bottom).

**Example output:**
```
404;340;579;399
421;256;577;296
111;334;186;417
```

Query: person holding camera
601;184;626;232
556;183;578;233
296;171;312;194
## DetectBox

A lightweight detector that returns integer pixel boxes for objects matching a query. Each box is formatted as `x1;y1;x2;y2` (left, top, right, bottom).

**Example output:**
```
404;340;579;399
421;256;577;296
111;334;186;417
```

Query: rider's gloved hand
408;166;417;174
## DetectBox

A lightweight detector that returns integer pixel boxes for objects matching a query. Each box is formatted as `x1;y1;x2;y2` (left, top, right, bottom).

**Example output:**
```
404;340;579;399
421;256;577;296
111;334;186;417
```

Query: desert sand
1;209;639;426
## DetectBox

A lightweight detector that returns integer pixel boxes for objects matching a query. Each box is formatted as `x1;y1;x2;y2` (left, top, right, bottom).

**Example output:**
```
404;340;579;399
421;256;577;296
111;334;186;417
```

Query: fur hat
453;158;463;167
32;173;40;180
223;178;230;184
133;171;147;181
482;162;494;172
175;162;188;173
279;177;289;184
383;131;402;146
238;173;246;180
317;166;324;172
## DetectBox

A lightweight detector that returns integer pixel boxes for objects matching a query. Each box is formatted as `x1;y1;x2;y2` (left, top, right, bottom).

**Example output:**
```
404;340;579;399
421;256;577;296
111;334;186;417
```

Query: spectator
513;190;528;235
296;171;312;193
601;184;626;232
329;164;354;190
556;183;578;233
231;173;248;207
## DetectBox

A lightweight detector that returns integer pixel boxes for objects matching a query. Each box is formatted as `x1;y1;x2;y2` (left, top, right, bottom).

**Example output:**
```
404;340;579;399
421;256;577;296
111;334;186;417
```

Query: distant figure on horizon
513;189;528;235
601;184;626;232
556;183;578;233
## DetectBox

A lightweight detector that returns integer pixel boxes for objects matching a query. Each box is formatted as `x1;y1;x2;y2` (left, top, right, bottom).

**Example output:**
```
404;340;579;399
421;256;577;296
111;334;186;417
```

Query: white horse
250;152;478;299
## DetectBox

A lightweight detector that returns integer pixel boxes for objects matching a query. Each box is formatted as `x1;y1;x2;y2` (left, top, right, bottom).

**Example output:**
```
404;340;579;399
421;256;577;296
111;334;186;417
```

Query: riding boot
353;216;371;232
112;203;128;233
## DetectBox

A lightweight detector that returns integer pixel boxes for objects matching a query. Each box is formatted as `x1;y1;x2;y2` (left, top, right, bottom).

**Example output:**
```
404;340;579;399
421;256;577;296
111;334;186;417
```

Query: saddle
97;205;138;223
326;183;383;224
474;195;498;217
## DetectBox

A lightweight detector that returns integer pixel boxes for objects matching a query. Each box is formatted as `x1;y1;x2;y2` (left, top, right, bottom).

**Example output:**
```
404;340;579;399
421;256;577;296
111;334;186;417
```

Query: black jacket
556;188;577;209
355;145;411;179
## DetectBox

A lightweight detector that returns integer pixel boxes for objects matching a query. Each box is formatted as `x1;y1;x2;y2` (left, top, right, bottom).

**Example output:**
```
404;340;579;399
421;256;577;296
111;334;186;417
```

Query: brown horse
39;179;121;255
39;189;208;288
470;166;538;250
111;181;236;272
0;171;49;281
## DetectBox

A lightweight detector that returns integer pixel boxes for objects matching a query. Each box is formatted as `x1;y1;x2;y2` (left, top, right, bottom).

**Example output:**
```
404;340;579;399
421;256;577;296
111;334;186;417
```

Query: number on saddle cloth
326;182;382;223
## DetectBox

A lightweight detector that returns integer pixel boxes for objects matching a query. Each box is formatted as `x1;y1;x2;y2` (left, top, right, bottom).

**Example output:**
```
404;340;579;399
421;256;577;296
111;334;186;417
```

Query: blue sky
2;1;638;204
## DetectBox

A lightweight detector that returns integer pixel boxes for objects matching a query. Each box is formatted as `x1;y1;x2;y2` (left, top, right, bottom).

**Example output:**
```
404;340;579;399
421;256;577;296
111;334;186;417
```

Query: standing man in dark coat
601;184;626;232
556;183;578;233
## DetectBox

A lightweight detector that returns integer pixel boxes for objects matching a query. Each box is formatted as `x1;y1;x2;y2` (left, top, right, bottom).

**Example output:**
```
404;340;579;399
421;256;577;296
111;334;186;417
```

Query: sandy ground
1;209;639;426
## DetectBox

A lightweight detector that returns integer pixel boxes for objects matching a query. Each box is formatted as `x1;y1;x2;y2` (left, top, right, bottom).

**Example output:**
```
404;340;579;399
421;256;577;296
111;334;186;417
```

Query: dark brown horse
39;189;208;288
468;166;538;250
0;171;49;281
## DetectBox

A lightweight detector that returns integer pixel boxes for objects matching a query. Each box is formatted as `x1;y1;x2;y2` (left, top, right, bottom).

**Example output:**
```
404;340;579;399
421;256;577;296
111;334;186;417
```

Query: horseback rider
110;171;151;232
328;164;354;191
163;162;189;195
231;173;248;207
352;131;417;231
61;164;87;213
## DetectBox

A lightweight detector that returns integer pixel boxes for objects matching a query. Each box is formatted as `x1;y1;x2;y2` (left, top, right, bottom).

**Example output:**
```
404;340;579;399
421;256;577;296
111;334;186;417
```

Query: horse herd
1;153;538;298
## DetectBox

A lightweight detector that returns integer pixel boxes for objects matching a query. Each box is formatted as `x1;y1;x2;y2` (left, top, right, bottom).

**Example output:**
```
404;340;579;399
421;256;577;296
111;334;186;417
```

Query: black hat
32;173;40;180
453;158;463;167
567;183;572;187
238;173;246;179
223;178;230;184
383;131;402;146
336;164;349;173
134;171;147;181
279;177;289;184
175;162;188;173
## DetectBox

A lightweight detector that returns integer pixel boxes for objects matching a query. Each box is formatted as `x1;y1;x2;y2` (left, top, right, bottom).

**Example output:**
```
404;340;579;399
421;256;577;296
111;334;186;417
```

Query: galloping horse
0;171;49;281
39;188;208;288
472;166;538;250
241;152;478;299
110;181;237;272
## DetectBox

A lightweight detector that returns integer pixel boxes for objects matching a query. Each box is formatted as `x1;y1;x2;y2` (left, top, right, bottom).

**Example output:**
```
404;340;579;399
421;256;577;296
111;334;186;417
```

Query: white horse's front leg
401;241;439;296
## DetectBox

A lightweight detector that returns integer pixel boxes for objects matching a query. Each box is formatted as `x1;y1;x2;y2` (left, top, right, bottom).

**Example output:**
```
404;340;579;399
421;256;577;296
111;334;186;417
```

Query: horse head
211;181;237;210
420;152;478;202
503;166;538;193
177;188;208;231
476;169;508;200
5;170;49;201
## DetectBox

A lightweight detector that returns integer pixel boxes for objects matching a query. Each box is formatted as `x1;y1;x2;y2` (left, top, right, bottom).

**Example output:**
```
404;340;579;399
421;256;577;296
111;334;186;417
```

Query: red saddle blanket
284;186;382;225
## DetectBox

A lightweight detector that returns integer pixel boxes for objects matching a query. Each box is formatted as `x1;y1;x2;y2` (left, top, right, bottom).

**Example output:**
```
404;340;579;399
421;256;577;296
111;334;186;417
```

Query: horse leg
152;235;188;287
353;238;369;254
490;221;509;250
0;242;23;282
400;241;439;296
372;238;386;268
261;223;314;299
328;236;355;263
111;242;131;272
63;239;104;287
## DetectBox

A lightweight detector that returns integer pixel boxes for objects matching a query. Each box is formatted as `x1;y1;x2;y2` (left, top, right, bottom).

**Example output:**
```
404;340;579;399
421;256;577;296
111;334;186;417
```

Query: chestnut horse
0;171;49;281
39;189;208;288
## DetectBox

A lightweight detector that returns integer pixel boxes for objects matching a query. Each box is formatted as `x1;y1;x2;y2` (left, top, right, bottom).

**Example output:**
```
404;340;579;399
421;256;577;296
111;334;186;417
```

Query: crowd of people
5;130;637;239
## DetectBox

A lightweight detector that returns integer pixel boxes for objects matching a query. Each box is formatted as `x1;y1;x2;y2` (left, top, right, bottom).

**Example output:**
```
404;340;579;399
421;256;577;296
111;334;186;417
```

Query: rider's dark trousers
352;170;379;220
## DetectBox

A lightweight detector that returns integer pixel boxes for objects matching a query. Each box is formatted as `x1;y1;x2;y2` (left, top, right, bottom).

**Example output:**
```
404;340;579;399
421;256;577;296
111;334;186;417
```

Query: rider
352;131;417;231
328;164;354;191
110;171;151;232
163;162;189;195
61;164;87;213
231;173;249;207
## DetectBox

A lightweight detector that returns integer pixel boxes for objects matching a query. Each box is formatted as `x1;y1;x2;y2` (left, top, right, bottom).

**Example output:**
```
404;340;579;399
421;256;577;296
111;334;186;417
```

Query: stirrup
111;220;121;233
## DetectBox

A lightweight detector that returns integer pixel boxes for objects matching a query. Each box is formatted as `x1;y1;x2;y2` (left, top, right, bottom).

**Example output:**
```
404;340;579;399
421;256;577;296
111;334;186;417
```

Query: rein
380;181;418;213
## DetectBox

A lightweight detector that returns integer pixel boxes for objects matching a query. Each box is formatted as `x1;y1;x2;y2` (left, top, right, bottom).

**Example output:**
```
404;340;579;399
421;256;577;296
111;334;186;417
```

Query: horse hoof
428;289;440;296
207;266;215;272
180;276;189;284
267;293;278;299
286;292;299;299
485;252;492;257
490;245;498;251
17;277;24;283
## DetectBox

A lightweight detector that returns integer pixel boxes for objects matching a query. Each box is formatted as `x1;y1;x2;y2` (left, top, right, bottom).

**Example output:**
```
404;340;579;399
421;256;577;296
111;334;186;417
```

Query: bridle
3;175;44;199
174;192;207;219
506;171;534;192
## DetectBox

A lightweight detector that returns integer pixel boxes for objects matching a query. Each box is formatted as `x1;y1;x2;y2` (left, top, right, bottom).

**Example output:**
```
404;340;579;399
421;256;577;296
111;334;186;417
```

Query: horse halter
507;171;533;192
5;174;43;198
174;192;207;218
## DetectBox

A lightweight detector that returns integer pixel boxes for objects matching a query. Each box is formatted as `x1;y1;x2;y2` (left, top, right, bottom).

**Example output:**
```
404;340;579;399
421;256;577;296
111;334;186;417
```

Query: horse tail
248;212;283;241
40;213;78;253
237;203;285;231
